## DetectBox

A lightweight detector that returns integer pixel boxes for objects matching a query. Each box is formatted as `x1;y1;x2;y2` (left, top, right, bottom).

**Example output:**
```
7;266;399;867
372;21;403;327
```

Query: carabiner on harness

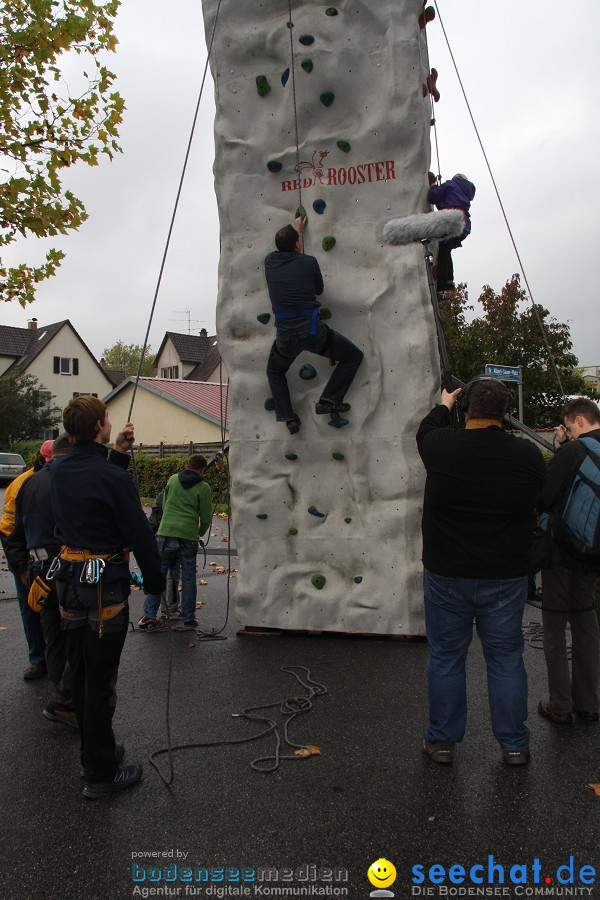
80;558;105;585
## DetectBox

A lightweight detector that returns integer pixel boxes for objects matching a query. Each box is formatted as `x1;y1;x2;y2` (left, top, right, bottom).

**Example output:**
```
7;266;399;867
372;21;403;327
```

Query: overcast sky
2;0;599;369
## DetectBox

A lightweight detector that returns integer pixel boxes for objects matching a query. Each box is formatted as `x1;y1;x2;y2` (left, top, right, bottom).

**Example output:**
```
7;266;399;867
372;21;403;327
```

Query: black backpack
541;435;600;563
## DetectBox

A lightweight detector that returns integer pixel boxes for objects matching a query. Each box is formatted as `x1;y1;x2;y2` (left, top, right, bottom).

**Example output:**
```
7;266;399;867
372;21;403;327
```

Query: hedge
129;452;229;506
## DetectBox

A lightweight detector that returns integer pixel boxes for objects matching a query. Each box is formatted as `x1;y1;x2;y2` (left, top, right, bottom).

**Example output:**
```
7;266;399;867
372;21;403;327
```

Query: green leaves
0;0;122;305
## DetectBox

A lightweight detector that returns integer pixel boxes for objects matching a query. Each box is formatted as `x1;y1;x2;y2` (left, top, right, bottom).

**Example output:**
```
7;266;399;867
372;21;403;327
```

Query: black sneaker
286;415;301;434
183;619;198;630
42;702;79;731
315;400;351;415
82;763;142;799
23;663;47;681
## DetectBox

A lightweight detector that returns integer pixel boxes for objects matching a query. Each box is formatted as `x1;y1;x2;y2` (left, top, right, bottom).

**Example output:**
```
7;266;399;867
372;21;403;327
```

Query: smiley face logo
367;858;397;889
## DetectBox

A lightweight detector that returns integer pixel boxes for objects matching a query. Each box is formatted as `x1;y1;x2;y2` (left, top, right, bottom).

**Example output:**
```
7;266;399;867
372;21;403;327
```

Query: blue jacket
264;251;323;336
50;442;164;593
428;177;476;235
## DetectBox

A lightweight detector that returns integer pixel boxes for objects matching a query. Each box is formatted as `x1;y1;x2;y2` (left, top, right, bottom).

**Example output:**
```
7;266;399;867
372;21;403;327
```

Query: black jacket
264;250;323;336
50;442;164;594
417;405;547;578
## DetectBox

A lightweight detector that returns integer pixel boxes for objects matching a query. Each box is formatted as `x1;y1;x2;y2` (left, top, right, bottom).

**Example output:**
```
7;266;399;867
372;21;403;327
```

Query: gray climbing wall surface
202;0;439;635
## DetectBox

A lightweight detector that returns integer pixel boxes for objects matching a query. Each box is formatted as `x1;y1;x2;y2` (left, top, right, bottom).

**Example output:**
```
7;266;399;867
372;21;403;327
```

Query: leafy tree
102;341;156;376
0;373;61;445
440;275;591;427
0;0;123;306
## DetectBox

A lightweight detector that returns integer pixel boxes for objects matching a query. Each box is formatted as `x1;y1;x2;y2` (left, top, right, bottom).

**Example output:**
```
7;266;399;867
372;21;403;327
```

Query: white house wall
202;0;438;635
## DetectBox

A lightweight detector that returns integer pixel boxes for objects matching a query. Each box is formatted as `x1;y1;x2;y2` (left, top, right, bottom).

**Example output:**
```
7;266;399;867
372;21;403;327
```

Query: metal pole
517;366;524;437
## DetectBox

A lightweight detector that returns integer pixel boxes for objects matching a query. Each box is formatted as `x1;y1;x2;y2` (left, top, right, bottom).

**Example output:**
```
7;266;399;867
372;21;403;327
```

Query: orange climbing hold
418;6;435;29
427;68;440;102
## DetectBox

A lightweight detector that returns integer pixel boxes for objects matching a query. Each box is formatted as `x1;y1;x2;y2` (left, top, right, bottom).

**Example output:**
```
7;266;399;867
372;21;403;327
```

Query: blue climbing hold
285;452;298;461
267;160;282;173
256;514;268;520
257;313;271;324
354;576;363;584
312;199;326;215
299;364;317;380
281;68;290;87
299;34;315;45
308;505;326;518
264;397;276;411
320;92;335;107
328;412;349;428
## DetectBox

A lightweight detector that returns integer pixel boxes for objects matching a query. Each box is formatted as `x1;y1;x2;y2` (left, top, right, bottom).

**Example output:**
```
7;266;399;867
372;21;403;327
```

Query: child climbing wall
201;0;439;635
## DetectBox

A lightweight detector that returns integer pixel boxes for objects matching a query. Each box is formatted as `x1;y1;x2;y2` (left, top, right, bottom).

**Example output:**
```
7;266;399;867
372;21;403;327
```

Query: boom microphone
383;209;464;246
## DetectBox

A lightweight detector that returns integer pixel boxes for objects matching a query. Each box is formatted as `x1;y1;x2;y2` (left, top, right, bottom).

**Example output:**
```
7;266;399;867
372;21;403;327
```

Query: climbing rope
149;666;327;784
286;0;304;249
429;1;566;399
420;10;442;182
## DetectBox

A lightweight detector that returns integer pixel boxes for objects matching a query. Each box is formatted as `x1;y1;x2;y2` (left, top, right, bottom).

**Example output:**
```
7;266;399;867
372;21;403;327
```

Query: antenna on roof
170;309;205;335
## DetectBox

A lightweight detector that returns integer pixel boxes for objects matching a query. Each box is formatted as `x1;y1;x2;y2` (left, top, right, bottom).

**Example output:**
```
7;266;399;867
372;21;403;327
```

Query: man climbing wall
202;0;438;635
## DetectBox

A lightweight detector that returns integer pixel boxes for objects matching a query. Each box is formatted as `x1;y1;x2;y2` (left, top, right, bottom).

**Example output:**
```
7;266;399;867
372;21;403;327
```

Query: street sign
484;364;521;382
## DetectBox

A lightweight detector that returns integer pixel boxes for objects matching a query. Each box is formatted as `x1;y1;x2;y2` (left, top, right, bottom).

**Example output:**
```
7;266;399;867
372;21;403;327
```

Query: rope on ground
431;0;566;399
148;666;328;785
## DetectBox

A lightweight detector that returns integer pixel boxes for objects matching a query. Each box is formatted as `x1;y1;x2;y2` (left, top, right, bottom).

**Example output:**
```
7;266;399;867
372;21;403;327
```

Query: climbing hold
267;160;282;173
328;412;349;429
344;517;352;524
332;452;345;461
312;199;326;215
308;505;326;518
419;5;435;28
427;68;440;102
285;452;298;461
288;527;298;536
295;204;307;221
257;313;271;324
337;139;351;153
322;235;336;252
325;7;338;15
287;21;293;29
301;58;313;73
354;576;363;584
319;307;332;320
281;68;290;87
299;34;314;45
311;574;326;590
264;397;276;411
256;514;268;520
256;75;271;97
299;364;317;380
320;91;335;107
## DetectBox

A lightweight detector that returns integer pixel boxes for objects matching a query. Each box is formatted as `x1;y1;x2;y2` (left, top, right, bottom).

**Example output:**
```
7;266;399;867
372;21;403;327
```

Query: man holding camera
416;378;546;765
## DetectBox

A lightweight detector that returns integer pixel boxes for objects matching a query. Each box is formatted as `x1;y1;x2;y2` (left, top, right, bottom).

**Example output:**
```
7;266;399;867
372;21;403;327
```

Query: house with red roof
103;377;229;445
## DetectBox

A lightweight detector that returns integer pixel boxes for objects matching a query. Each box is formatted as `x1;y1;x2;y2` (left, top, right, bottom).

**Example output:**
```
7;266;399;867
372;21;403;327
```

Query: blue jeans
424;569;529;749
143;537;198;622
266;322;364;421
14;574;46;666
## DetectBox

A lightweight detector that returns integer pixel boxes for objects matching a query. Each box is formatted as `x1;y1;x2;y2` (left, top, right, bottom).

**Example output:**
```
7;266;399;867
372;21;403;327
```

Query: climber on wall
427;172;475;296
264;216;364;435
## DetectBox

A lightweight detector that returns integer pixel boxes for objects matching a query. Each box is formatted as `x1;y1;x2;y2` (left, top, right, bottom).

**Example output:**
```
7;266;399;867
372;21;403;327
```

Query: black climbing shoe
315;400;351;415
286;415;301;434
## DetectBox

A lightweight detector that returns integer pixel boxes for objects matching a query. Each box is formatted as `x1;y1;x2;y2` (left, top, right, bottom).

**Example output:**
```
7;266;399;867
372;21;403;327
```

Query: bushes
130;453;229;506
7;440;46;466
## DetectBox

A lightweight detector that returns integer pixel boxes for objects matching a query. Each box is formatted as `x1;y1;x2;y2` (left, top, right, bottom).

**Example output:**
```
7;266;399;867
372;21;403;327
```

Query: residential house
581;365;600;393
104;378;229;445
153;329;226;383
0;318;115;438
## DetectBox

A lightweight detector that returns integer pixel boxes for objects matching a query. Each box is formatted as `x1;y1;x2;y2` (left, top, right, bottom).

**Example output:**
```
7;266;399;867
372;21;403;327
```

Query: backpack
540;435;600;563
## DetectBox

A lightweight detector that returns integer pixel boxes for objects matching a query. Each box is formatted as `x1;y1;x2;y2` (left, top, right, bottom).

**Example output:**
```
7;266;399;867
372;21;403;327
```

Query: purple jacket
428;177;476;235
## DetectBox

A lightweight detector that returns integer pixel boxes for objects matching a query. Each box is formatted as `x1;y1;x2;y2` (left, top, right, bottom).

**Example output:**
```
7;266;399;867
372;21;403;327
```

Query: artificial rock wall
202;0;439;635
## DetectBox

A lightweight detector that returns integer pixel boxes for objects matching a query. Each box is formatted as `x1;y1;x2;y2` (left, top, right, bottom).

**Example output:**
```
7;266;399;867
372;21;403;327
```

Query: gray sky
2;0;599;369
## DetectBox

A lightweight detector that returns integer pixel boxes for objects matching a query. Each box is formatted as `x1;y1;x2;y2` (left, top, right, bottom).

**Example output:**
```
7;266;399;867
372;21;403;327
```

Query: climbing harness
274;307;320;336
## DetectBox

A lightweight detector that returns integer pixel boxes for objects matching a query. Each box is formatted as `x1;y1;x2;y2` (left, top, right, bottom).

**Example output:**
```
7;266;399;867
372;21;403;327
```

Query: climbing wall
202;0;438;635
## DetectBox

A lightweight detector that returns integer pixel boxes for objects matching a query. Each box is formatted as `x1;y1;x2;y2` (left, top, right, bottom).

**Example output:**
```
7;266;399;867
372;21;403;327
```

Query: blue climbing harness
274;307;319;336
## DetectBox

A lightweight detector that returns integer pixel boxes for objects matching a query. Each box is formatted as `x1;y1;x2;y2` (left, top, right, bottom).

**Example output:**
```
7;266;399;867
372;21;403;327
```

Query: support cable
286;0;304;249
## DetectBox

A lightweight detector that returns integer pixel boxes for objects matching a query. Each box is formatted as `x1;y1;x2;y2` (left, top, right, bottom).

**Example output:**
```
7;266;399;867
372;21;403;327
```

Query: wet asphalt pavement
0;501;599;900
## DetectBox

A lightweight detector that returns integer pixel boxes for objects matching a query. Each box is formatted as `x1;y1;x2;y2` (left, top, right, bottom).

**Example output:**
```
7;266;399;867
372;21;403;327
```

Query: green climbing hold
299;34;314;45
256;75;271;97
320;92;335;107
312;199;326;214
267;160;282;173
281;68;290;87
354;576;363;584
311;574;326;590
301;58;313;73
295;205;307;221
256;514;268;520
337;139;351;153
325;7;338;15
264;397;276;411
319;307;332;320
285;452;298;461
344;517;352;524
322;235;336;252
308;505;325;518
257;313;271;324
288;527;298;536
299;364;317;380
332;452;345;461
